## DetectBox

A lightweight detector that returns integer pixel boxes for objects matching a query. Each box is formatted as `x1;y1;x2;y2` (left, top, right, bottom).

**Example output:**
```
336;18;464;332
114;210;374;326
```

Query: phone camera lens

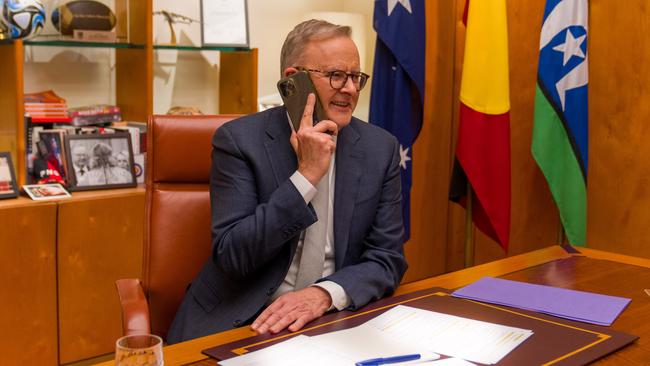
280;80;296;97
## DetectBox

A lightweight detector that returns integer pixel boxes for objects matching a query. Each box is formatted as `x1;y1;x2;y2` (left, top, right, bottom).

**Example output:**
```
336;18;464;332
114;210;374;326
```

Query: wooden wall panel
116;47;152;122
444;0;588;267
471;0;560;264
402;0;457;282
407;0;650;275
219;48;259;114
0;199;57;365
445;1;472;273
57;189;145;364
116;0;153;122
0;41;24;183
588;1;650;258
408;0;565;278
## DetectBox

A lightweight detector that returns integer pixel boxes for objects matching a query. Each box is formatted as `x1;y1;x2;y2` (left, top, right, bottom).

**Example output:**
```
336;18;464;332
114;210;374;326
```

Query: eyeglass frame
295;67;370;91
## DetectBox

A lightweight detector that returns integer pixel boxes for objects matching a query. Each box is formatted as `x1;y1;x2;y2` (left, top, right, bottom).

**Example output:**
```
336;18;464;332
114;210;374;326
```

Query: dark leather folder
203;288;637;365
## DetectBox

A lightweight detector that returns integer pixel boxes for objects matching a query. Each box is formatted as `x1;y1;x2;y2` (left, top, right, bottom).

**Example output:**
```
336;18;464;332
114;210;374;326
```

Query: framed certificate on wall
200;0;249;48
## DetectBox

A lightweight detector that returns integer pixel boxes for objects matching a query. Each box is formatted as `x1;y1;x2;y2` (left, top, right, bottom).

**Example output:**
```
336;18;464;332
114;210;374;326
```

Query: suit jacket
167;106;407;343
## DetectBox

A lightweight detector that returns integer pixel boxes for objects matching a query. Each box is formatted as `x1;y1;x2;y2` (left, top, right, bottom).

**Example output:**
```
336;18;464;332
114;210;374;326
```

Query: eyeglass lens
329;71;368;90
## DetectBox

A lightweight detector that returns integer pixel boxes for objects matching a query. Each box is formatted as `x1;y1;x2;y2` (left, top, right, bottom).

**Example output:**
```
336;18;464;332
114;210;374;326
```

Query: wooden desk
97;246;650;365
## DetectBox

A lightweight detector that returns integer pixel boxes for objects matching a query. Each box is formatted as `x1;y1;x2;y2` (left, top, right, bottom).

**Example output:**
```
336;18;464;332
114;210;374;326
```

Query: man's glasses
296;67;370;91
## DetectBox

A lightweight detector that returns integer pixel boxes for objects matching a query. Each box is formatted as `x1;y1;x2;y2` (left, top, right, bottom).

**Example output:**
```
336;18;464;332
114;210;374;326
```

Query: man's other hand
251;286;332;334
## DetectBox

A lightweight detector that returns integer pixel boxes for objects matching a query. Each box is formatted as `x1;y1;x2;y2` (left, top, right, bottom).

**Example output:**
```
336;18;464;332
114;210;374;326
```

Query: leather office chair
116;114;239;340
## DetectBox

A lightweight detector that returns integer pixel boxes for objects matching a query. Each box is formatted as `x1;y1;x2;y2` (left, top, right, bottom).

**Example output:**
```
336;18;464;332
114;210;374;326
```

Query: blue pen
355;353;421;366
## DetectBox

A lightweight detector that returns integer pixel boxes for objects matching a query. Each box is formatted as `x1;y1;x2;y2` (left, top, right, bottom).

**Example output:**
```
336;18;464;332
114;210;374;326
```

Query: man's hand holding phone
290;93;338;186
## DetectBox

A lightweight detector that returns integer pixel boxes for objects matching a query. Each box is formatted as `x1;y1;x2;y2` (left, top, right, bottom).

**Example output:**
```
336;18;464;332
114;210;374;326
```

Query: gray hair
280;19;352;74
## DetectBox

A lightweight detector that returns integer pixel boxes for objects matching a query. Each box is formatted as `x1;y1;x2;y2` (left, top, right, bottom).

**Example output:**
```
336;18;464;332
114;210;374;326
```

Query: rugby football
52;0;116;35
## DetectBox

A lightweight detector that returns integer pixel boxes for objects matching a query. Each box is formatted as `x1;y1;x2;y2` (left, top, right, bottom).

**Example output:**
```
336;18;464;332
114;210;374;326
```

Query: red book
24;90;67;104
31;117;72;123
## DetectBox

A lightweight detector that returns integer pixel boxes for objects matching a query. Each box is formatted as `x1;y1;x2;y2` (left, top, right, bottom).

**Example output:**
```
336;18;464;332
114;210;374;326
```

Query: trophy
0;20;8;40
153;10;200;45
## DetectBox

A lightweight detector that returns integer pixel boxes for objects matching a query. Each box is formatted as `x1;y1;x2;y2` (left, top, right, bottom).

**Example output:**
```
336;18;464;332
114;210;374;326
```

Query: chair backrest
144;114;239;339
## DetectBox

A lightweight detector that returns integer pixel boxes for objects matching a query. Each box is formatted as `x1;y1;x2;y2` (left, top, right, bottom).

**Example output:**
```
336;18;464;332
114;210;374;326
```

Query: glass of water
115;334;163;366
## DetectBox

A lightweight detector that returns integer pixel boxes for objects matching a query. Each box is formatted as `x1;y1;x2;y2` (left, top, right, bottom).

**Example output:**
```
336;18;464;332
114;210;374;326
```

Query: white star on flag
387;0;412;16
399;144;411;170
552;28;586;66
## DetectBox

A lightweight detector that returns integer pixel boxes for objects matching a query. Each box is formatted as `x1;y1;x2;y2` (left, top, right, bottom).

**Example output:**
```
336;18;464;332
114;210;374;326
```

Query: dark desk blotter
203;287;637;366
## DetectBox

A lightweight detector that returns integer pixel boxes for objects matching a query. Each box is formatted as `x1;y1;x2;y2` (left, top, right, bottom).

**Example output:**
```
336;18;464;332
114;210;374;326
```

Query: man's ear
283;67;299;77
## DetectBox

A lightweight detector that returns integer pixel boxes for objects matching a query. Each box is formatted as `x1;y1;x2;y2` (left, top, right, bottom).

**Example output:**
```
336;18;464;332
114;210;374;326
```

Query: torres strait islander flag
450;0;511;251
532;0;588;247
370;0;425;241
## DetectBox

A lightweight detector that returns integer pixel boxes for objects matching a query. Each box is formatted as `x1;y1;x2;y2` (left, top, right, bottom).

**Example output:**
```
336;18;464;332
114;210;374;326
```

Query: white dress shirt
270;135;350;311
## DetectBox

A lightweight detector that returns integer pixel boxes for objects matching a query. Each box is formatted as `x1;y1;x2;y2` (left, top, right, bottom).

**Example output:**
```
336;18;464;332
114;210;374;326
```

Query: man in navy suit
167;19;407;343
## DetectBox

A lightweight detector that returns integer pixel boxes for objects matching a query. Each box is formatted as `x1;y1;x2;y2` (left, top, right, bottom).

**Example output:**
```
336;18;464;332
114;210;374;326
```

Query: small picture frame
37;129;69;182
23;183;71;201
64;133;137;191
200;0;249;48
0;152;19;199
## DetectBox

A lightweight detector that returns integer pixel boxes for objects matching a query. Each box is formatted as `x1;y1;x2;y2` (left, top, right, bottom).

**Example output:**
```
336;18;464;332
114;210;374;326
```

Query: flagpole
464;181;474;268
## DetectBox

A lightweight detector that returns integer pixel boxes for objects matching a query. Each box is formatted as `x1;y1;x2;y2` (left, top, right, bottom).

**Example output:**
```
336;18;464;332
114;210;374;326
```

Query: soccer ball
1;0;46;39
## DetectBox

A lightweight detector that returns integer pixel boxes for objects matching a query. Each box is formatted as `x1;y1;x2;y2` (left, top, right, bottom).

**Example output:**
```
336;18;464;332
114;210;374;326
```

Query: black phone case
277;71;326;131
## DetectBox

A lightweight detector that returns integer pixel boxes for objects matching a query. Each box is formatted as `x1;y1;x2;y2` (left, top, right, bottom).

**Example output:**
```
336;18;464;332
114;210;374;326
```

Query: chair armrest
115;278;152;336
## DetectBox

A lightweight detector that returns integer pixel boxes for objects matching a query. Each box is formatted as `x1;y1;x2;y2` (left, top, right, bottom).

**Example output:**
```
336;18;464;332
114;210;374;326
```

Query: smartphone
277;71;326;131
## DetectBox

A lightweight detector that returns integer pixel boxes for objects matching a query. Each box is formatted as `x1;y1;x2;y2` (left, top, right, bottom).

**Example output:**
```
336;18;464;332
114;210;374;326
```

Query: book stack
68;104;122;126
24;90;71;123
112;121;147;154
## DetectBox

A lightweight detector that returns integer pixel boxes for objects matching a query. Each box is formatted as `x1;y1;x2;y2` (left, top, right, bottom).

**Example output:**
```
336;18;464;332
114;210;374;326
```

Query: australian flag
369;0;425;241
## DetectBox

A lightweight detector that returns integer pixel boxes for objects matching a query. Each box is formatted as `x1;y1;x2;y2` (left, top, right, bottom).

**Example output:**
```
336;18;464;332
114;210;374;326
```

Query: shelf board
154;44;251;52
3;40;252;52
0;186;145;208
22;39;145;49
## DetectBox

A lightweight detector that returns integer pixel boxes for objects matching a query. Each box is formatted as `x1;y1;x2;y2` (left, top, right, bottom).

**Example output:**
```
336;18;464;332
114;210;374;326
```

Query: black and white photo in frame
64;133;137;191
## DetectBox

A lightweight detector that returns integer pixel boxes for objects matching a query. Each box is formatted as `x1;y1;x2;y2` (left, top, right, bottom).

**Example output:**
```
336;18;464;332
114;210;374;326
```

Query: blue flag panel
538;0;589;175
369;0;425;241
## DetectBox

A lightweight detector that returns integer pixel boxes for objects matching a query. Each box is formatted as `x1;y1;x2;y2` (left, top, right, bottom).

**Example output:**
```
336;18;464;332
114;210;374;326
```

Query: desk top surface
97;246;650;366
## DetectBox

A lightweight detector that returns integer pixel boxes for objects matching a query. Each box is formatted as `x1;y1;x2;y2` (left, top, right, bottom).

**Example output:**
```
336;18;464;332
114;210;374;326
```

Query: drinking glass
115;334;164;366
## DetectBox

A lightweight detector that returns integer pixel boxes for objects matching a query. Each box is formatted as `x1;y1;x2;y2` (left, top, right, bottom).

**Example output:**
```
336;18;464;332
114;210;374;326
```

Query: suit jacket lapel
334;121;363;269
263;108;301;260
264;107;297;187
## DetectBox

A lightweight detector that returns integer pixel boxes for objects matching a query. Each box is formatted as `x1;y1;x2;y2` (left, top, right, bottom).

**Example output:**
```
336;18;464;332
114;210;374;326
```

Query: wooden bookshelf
0;1;257;364
0;0;257;185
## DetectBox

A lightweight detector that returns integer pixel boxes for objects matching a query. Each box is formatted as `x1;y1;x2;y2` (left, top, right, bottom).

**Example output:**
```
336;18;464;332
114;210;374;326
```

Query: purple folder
452;277;631;326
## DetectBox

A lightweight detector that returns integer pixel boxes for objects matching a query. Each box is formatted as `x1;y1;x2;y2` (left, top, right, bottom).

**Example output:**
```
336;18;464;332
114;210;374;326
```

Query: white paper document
362;305;533;364
218;334;438;366
308;325;439;362
219;305;531;366
218;335;354;366
429;358;477;365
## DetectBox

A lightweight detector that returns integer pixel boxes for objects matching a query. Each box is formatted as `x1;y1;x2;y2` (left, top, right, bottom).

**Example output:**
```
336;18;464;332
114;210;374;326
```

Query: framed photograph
0;152;19;199
38;129;69;182
23;183;71;201
200;0;249;47
64;133;137;191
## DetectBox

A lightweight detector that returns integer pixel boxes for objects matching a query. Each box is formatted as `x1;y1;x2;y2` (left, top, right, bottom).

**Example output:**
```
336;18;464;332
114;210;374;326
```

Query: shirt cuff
312;281;351;311
290;170;317;204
